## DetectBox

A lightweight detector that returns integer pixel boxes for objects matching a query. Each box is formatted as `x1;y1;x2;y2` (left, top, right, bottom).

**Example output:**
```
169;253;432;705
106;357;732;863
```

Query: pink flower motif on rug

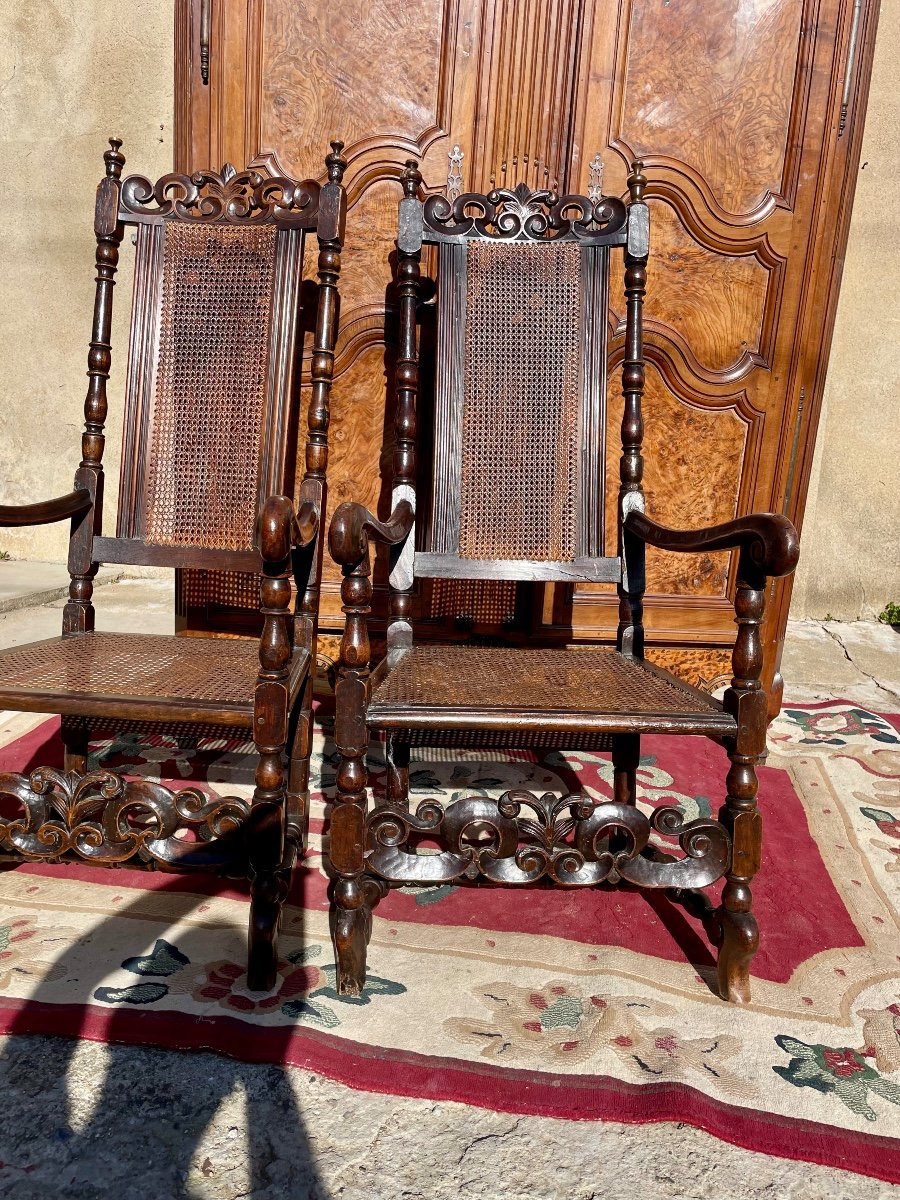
0;918;38;989
0;916;72;989
858;1001;900;1074
444;981;749;1096
92;938;407;1030
191;958;325;1014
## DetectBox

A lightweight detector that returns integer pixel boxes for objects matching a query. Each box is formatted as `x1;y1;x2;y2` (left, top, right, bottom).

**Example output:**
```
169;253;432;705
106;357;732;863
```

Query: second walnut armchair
327;158;799;1006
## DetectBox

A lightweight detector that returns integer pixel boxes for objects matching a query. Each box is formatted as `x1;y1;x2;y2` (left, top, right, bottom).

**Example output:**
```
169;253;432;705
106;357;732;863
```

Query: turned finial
400;158;422;199
627;159;646;203
327;139;347;183
104;137;125;179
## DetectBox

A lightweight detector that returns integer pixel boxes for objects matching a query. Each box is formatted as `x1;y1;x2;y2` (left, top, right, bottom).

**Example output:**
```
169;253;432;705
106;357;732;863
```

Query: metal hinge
839;0;863;136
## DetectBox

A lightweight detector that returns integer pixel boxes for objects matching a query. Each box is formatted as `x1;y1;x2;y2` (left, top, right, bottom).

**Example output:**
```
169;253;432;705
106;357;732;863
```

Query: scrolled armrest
258;495;319;564
328;500;414;568
0;488;93;529
624;511;799;579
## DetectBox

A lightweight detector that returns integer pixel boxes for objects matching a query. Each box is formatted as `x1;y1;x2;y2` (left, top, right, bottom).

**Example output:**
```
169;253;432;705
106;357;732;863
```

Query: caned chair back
85;147;344;573
402;180;638;585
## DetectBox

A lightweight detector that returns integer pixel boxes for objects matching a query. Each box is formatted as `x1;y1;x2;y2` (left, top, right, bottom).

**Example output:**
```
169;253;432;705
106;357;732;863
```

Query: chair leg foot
332;875;385;997
716;906;758;1003
247;885;281;993
246;801;291;993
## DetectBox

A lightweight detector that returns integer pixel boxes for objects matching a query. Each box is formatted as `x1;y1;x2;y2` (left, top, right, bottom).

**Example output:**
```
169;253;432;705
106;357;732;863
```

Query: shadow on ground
0;873;329;1199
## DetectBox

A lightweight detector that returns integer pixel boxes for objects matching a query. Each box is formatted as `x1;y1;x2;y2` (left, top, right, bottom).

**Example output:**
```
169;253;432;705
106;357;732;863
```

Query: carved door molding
174;0;879;695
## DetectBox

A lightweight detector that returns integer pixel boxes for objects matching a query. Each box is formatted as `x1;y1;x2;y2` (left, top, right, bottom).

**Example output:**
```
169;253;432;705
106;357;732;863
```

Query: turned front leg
718;736;763;1003
612;733;640;806
717;560;767;1003
331;556;376;997
248;502;295;992
385;735;411;809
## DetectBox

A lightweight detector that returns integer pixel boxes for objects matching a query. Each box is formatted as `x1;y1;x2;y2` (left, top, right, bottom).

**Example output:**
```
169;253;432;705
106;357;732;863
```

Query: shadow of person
0;865;328;1198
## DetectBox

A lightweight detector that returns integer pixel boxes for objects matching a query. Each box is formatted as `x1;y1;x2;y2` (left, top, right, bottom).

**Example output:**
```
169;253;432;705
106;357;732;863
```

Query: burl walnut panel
605;363;750;597
260;0;449;165
326;181;398;335
617;0;805;214
645;646;733;693
633;202;771;375
321;343;393;584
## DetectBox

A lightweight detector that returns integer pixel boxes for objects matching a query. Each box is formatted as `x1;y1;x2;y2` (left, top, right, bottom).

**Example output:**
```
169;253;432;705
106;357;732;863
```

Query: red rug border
1;998;898;1185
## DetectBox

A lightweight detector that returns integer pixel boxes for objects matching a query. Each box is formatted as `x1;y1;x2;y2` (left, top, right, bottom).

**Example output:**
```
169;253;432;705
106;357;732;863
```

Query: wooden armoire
172;0;878;706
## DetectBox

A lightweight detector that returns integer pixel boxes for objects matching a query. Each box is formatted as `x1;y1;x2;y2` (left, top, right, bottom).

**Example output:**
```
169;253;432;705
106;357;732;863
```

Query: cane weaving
143;223;277;551
459;241;582;562
370;646;725;717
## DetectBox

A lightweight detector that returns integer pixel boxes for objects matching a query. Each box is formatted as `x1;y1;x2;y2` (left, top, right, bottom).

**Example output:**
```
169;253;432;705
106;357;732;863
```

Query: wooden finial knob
627;159;646;203
104;137;125;179
401;159;422;198
326;140;347;183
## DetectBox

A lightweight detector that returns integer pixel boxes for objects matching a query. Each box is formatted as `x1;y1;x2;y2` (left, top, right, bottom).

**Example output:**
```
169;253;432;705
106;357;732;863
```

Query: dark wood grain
327;163;797;1003
0;138;347;993
0;490;92;527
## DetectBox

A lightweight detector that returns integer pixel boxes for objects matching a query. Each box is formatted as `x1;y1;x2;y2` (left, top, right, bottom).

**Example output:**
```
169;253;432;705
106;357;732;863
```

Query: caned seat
367;645;735;739
0;633;310;727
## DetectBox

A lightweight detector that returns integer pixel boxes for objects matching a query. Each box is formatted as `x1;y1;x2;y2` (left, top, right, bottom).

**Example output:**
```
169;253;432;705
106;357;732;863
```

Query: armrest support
258;495;319;565
623;511;799;580
0;488;92;529
254;497;320;758
329;500;415;569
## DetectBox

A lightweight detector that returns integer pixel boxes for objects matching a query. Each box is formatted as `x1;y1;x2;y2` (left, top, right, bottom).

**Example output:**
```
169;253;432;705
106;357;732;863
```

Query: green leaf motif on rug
860;807;900;837
94;983;170;1005
533;993;584;1030
279;998;340;1028
409;769;446;792
122;938;191;977
415;883;459;906
774;1034;900;1122
286;943;323;965
303;964;407;1010
782;707;900;747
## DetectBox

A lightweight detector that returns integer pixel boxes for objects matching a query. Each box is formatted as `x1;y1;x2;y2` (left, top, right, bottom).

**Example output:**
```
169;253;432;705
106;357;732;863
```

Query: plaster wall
0;1;173;563
789;0;900;620
0;1;896;618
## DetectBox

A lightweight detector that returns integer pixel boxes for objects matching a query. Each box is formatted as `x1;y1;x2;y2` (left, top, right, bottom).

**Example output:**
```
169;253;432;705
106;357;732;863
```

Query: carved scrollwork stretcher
365;790;731;889
0;768;250;870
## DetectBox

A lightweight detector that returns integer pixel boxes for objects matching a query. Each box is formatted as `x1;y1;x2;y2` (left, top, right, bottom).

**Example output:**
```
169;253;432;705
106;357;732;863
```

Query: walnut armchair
0;138;347;991
328;160;799;1004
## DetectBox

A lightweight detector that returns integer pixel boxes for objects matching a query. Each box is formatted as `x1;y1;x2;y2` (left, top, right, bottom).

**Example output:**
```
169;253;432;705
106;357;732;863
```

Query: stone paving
0;575;897;1199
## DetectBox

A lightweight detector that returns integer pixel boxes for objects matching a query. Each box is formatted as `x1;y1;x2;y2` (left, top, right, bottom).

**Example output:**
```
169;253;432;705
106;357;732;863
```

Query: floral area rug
0;701;897;1182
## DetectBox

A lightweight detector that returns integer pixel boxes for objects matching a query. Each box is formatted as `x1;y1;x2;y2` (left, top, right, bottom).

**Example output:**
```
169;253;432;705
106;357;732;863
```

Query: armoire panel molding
610;0;813;220
172;0;880;700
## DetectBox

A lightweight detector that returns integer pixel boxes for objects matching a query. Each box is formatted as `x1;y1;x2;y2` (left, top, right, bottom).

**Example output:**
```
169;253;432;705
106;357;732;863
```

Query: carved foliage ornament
447;143;464;202
423;182;627;243
366;790;730;888
0;767;250;868
120;163;319;225
587;152;605;203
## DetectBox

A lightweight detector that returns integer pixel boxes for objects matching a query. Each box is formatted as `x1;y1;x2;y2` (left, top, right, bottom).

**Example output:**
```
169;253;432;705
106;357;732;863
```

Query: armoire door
173;0;878;699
